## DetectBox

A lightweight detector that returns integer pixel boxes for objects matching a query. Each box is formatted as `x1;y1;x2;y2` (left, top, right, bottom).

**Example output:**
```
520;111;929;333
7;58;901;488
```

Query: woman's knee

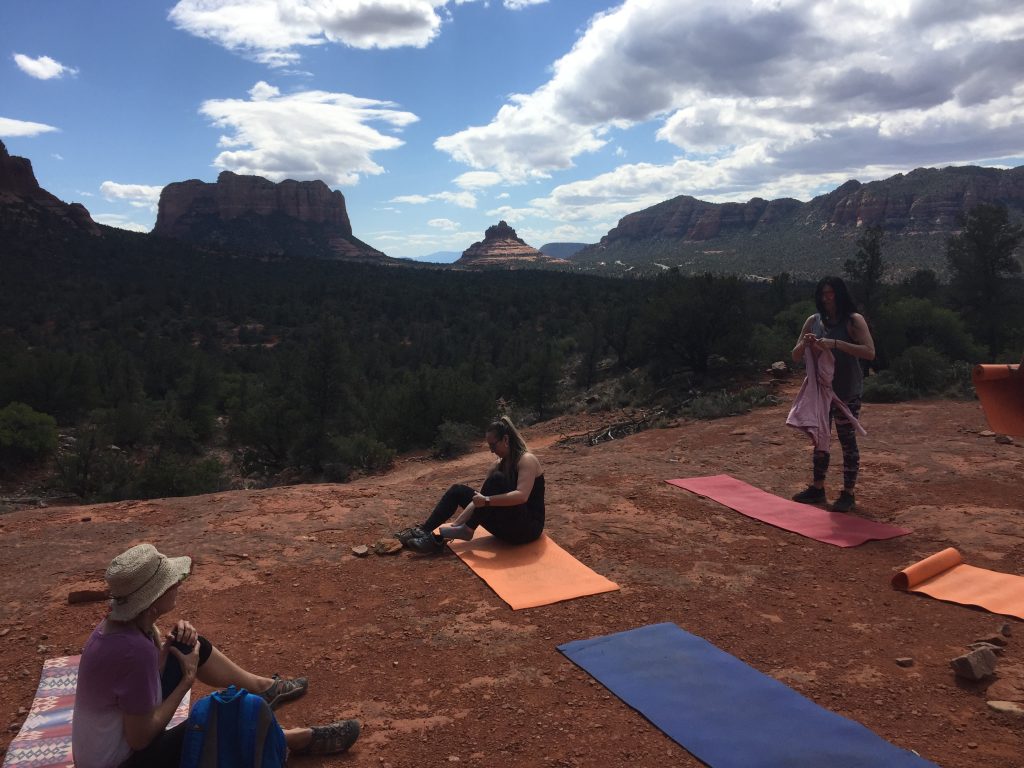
481;472;513;495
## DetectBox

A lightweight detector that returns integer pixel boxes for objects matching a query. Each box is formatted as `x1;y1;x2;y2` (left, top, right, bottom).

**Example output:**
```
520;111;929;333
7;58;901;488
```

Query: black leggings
421;472;544;545
119;636;213;768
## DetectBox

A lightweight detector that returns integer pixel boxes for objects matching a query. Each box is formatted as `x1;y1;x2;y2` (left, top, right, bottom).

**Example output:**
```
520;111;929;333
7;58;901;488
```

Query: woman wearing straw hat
71;543;360;767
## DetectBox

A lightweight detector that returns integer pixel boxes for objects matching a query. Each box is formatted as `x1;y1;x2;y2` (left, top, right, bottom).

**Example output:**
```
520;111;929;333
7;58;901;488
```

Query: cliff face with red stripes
456;220;568;268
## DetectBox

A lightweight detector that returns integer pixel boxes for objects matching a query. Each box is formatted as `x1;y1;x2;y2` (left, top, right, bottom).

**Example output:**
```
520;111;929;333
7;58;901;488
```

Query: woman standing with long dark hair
396;416;545;554
790;277;875;512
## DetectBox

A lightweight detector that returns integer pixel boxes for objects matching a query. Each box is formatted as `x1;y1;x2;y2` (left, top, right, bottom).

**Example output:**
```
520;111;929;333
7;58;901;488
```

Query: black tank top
814;313;863;402
526;474;545;522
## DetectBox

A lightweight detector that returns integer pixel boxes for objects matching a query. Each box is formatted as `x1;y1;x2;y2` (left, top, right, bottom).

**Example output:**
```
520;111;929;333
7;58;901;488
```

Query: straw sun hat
105;543;191;621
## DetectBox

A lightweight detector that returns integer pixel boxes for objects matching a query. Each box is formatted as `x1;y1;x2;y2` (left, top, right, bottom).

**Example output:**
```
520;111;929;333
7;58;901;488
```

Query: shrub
862;370;911;403
891;346;950;395
432;421;479;459
132;452;225;499
0;402;58;470
330;433;395;472
686;386;776;420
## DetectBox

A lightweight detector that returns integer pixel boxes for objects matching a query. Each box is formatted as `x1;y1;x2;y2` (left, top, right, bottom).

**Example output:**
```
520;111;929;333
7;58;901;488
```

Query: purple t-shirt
72;622;161;768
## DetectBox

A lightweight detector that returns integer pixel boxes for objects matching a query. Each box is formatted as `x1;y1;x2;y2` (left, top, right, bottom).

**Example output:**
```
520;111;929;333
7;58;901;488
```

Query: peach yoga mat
447;532;620;610
973;364;1024;436
892;547;1024;619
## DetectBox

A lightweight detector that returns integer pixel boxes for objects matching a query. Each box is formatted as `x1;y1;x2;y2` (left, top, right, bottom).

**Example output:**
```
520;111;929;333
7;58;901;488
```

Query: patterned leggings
812;398;862;490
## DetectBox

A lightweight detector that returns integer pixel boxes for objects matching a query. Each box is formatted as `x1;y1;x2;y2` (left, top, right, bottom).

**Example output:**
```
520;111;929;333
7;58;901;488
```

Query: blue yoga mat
558;623;936;768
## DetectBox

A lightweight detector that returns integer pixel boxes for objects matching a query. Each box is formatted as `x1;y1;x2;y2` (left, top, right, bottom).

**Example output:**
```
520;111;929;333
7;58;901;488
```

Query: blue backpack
179;686;287;768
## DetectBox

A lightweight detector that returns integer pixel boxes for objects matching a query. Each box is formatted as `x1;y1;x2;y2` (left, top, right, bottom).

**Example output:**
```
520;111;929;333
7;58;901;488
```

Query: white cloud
427;217;460;230
200;82;417;185
13;53;78;80
390;190;476;208
504;0;548;8
100;181;164;210
52;153;64;160
169;0;451;66
92;214;151;233
0;116;58;137
435;0;1024;200
453;170;503;189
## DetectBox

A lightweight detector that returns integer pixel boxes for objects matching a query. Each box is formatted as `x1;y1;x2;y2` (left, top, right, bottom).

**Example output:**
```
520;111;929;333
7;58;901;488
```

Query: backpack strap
199;699;219;768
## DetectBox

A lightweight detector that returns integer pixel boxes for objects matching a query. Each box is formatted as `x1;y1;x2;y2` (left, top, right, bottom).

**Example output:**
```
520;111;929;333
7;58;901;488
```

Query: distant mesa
456;221;568;268
154;171;389;262
576;164;1024;277
0;139;100;237
540;242;591;259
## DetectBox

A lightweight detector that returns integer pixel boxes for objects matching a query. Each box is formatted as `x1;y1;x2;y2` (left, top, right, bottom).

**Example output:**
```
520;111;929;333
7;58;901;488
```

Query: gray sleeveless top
813;313;863;402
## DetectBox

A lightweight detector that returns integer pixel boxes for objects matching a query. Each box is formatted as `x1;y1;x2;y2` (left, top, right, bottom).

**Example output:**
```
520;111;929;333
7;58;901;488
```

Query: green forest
1;204;1021;502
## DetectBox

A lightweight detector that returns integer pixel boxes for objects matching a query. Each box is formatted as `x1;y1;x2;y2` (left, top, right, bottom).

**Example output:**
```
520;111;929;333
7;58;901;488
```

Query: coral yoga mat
558;623;936;768
2;656;189;768
447;532;619;609
666;474;911;547
973;363;1024;436
892;547;1024;619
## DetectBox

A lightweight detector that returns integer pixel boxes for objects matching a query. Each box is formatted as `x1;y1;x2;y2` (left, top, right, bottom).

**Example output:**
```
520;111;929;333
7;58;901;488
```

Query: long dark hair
814;276;858;323
487;416;528;481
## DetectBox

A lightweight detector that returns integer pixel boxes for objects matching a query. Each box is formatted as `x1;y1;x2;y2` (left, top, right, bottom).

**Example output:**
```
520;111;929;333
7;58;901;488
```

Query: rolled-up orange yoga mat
973;364;1024;436
892;547;1024;619
891;547;962;590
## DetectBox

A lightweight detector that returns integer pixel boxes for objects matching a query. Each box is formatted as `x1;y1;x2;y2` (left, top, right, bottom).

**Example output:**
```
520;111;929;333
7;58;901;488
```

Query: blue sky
3;1;1023;260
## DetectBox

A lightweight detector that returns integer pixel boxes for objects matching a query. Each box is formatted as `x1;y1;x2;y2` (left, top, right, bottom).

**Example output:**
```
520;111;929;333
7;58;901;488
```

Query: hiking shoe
394;525;427;546
831;490;856;513
292;719;361;756
792;485;826;504
259;674;308;710
406;533;445;554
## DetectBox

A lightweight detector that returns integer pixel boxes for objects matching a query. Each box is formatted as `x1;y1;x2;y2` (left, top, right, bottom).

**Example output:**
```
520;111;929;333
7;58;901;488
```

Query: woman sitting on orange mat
395;417;545;554
71;543;360;768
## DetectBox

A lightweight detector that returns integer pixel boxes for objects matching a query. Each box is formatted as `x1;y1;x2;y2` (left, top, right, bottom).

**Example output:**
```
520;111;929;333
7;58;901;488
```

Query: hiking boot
292;719;361;756
259;674;308;710
792;485;826;504
406;533;445;554
394;525;427;546
831;490;856;513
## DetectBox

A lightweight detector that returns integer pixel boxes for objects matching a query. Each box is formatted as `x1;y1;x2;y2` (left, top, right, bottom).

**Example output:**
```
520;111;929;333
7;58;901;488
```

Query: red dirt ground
2;389;1023;767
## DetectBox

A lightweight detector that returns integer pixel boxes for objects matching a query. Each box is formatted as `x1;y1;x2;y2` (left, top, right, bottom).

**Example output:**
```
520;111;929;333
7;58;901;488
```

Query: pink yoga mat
666;474;911;547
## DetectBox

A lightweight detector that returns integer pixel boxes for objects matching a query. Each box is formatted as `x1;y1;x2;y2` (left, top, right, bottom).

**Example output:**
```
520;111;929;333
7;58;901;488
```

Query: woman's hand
167;641;200;685
168;619;198;648
472;492;489;508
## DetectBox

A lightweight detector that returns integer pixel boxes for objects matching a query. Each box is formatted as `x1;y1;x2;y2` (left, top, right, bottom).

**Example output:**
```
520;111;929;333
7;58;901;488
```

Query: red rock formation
455;221;568;268
0;140;100;236
593;165;1024;252
154;171;387;261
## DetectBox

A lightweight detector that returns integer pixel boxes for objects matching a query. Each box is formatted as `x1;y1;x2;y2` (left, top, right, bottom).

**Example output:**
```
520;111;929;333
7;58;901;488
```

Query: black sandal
292;719;361;756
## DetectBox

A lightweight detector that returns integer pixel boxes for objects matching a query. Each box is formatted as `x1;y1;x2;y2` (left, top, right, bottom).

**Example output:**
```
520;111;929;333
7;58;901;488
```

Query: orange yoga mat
447;532;620;610
892;547;1024;619
973;363;1024;436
